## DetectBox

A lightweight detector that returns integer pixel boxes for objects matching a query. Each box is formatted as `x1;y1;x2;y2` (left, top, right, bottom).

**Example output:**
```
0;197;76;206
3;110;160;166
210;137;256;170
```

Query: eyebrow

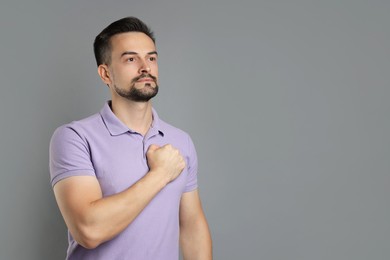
121;51;158;57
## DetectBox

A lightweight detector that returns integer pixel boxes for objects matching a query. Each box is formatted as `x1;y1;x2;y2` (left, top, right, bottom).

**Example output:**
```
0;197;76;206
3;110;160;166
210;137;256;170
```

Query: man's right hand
146;144;186;184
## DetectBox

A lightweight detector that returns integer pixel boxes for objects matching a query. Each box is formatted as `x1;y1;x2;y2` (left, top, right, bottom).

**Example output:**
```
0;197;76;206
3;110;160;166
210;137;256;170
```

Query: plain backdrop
0;0;389;259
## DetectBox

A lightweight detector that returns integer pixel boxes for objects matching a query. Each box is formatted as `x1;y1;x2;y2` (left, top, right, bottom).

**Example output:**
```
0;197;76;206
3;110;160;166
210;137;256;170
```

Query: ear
97;64;112;86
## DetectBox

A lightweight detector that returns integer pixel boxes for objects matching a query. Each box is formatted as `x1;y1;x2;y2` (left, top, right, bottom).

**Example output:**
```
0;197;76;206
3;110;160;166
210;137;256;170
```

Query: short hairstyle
93;16;155;66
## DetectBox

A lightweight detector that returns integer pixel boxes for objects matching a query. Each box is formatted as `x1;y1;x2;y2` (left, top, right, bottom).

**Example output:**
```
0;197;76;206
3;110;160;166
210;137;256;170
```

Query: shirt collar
100;101;165;137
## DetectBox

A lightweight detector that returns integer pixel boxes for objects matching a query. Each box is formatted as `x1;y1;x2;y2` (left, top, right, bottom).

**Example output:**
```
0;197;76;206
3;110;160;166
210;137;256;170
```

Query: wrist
148;169;170;188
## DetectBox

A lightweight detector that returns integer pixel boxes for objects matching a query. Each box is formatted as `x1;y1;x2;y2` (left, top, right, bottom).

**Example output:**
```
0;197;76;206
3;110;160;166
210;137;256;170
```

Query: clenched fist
146;144;186;184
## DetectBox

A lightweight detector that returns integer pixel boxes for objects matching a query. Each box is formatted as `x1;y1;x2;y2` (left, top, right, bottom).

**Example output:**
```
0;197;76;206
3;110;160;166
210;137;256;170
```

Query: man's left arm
179;189;212;260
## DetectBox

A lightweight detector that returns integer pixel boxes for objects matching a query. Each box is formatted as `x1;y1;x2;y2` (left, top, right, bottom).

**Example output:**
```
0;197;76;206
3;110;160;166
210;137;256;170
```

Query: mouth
134;74;157;83
137;78;154;82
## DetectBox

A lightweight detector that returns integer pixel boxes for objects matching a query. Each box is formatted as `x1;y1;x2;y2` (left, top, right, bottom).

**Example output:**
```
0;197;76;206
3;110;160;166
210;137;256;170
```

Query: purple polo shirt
49;101;198;260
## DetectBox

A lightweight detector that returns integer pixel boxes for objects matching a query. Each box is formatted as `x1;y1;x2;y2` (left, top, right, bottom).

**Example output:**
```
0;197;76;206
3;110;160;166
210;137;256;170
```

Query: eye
149;57;157;62
127;57;135;62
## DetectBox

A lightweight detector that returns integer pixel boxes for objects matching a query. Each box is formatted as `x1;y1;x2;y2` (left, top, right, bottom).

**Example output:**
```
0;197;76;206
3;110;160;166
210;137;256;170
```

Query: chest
88;133;189;198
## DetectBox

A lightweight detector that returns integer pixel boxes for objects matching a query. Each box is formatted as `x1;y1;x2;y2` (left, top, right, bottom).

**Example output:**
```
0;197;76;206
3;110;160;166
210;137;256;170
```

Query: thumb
147;144;160;152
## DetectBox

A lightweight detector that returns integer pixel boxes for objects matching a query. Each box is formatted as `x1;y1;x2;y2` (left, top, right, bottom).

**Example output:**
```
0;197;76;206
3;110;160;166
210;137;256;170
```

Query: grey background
0;0;389;259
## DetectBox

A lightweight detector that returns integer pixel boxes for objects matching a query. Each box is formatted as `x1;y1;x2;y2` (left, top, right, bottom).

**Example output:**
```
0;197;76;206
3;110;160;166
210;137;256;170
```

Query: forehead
110;32;156;55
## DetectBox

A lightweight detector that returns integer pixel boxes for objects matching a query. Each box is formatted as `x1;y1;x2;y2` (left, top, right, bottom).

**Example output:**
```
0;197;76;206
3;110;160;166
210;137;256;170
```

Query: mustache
132;74;157;83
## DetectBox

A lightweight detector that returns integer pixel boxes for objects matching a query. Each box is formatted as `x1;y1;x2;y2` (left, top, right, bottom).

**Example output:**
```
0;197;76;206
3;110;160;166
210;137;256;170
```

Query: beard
114;74;159;102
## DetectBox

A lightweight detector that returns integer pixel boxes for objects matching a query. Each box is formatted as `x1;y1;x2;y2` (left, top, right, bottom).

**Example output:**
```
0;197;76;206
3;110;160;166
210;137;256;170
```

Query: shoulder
50;113;106;159
51;112;103;142
49;112;103;169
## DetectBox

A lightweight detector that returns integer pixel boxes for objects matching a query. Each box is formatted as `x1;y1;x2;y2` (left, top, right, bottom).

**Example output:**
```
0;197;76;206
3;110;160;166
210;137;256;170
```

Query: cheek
150;62;158;72
116;68;137;80
152;66;159;77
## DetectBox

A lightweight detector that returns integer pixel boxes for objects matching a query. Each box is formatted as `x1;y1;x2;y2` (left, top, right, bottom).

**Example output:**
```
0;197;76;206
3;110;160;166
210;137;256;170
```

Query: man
50;17;212;260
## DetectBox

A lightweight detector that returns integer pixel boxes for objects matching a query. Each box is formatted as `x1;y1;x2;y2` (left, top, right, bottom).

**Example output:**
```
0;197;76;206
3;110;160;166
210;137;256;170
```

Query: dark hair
93;16;155;66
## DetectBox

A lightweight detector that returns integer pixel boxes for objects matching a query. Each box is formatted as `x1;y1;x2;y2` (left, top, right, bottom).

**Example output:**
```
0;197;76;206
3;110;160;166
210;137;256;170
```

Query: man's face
106;32;159;102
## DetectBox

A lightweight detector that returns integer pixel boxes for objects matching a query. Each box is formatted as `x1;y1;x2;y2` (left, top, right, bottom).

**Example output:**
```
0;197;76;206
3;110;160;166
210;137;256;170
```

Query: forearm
180;215;213;260
70;170;168;248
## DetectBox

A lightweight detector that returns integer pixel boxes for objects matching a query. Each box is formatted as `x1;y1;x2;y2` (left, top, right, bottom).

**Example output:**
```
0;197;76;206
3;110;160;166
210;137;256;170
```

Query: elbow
72;225;104;249
78;237;100;250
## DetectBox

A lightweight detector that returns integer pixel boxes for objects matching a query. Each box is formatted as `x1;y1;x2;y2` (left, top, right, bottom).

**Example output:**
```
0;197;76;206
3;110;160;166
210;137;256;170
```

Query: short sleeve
49;125;96;187
184;135;198;192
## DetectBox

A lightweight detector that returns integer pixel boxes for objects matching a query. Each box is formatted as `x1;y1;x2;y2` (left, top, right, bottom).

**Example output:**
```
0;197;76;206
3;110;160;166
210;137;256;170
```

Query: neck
110;97;153;136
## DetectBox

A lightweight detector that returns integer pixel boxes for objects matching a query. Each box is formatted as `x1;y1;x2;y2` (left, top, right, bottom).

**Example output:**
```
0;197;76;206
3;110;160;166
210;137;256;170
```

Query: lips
137;78;154;82
134;74;156;83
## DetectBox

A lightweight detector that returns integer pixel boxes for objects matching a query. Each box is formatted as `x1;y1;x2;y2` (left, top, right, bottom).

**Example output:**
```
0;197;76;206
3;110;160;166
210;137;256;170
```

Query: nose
139;60;151;74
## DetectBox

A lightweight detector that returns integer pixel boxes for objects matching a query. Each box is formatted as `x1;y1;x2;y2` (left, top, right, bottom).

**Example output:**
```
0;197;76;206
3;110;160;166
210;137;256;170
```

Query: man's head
94;16;155;66
95;17;159;103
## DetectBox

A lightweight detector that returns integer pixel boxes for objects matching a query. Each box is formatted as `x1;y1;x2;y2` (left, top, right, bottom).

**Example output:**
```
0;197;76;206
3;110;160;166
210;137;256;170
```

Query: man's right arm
53;144;185;249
